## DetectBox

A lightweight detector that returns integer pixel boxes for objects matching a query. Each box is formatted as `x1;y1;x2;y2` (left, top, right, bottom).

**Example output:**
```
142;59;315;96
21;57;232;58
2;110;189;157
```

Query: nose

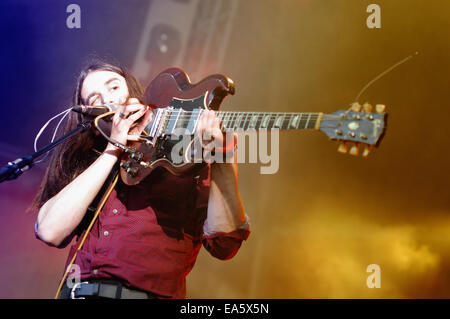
104;95;115;105
104;94;126;106
103;96;120;108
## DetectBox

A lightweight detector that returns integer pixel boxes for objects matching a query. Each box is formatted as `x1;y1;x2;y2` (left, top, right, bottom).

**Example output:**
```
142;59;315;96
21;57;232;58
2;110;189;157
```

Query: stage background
0;0;449;298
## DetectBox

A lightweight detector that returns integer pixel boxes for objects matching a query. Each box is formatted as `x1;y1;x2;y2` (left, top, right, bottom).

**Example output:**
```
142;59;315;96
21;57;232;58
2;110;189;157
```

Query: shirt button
103;231;109;237
112;209;118;214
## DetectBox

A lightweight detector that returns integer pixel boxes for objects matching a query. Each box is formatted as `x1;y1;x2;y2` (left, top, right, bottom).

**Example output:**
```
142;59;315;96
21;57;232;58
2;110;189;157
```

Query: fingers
130;106;153;135
123;104;146;113
127;98;140;105
127;105;149;123
197;109;221;147
114;98;147;123
109;98;150;147
126;98;149;123
197;110;225;164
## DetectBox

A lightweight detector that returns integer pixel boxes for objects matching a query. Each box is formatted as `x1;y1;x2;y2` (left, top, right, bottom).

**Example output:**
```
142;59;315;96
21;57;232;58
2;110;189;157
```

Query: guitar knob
362;145;372;158
126;167;138;177
375;104;386;113
349;143;359;156
362;103;373;113
120;161;131;169
130;152;143;161
351;103;362;112
337;142;348;154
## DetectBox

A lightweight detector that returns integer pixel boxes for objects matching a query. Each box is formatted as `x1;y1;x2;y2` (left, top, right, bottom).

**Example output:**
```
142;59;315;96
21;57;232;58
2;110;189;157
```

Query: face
81;70;129;106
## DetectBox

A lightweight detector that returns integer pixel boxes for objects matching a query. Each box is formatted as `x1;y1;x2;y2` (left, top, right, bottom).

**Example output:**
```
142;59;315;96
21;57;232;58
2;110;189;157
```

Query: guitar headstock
319;102;387;158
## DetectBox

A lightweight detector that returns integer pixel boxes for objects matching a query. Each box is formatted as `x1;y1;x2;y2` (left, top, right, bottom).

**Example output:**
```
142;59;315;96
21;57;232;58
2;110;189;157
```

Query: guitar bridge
156;107;173;138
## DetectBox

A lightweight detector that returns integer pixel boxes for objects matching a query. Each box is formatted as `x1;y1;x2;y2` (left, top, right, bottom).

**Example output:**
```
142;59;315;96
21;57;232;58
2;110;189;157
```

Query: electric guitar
118;68;387;185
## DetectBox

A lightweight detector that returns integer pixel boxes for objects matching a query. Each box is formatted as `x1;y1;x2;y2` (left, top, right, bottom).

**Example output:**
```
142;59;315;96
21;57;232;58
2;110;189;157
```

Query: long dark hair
29;60;144;210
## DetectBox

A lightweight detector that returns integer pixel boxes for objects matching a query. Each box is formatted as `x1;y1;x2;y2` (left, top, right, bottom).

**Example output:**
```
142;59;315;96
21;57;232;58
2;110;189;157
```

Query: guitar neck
147;109;324;138
217;111;323;131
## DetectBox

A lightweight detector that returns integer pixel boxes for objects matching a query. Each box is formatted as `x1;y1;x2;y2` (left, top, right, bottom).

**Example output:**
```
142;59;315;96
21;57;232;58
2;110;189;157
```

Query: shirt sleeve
201;214;251;260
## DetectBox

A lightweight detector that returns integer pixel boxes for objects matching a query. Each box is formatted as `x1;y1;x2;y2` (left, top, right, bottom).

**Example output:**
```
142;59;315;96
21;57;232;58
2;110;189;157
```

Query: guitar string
135;113;358;132
133;111;376;138
136;114;355;123
138;110;370;120
143;114;322;128
141;113;323;121
136;117;360;135
103;104;376;122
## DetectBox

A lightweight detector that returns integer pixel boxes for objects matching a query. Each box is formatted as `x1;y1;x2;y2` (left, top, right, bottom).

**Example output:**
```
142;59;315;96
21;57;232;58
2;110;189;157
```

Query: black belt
69;280;156;299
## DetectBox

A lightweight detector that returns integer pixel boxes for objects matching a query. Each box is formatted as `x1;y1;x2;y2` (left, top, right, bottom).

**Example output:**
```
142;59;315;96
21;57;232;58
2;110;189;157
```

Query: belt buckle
70;281;89;299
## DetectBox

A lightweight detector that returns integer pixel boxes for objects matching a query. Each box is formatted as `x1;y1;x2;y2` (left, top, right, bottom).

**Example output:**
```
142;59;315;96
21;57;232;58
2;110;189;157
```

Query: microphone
71;104;117;116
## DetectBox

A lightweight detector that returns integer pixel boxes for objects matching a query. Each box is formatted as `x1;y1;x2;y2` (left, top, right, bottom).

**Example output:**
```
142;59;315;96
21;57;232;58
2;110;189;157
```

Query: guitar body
120;68;235;185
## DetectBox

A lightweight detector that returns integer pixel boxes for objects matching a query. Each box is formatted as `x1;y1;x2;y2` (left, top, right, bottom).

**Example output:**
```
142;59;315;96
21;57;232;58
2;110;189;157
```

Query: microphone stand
0;121;92;183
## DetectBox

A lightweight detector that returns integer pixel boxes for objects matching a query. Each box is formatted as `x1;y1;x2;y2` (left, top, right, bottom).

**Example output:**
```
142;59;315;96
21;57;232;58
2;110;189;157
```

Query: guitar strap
54;161;120;299
81;161;121;230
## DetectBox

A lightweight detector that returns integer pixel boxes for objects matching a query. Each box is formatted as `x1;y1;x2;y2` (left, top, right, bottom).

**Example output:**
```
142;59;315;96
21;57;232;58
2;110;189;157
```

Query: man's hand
195;110;223;161
195;109;237;163
105;98;152;153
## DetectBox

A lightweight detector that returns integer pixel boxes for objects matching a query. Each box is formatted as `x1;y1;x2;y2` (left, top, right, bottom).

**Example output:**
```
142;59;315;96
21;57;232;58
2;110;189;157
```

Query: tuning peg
337;142;348;154
351;102;362;112
362;102;373;113
375;104;386;113
349;143;360;156
362;145;372;158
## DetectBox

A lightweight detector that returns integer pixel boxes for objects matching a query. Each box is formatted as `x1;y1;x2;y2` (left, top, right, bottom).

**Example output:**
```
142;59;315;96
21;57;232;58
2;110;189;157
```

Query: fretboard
147;109;323;137
217;111;322;131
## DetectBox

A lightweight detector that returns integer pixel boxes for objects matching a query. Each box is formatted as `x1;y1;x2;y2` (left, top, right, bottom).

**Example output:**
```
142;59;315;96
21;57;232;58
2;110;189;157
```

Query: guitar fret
242;113;247;129
214;111;318;132
299;113;308;129
273;113;284;129
305;113;311;129
291;114;300;129
167;108;180;134
249;113;258;129
188;109;202;134
230;112;236;129
308;113;318;129
224;112;231;130
229;112;235;129
232;112;237;129
256;113;263;129
229;112;236;131
235;112;243;129
246;113;252;130
282;114;289;130
261;113;271;128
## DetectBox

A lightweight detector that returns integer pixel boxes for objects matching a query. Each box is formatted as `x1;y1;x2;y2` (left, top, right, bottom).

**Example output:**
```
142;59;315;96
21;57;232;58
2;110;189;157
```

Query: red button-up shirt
64;164;250;298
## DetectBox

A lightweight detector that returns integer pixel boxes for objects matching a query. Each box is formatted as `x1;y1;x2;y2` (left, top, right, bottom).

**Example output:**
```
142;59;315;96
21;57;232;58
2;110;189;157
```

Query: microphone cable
34;106;145;164
33;107;72;164
93;111;137;154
